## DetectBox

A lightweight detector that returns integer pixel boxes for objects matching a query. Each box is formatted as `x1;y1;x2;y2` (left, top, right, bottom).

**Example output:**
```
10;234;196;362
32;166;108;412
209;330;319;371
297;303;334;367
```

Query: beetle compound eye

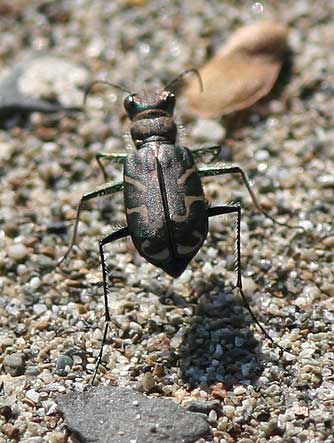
161;91;170;100
163;93;176;114
124;95;134;107
124;94;139;117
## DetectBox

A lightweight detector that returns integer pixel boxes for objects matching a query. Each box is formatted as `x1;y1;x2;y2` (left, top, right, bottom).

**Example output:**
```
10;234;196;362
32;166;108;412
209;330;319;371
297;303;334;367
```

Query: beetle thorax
130;117;177;148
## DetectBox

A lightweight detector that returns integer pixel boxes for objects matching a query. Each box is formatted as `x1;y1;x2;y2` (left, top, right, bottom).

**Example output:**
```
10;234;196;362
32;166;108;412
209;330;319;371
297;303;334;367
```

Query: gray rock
3;352;26;376
56;386;211;443
0;53;84;126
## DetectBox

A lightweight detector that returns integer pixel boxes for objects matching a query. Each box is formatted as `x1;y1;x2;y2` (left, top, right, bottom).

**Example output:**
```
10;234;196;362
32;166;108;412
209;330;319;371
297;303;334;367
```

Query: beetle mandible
56;70;296;381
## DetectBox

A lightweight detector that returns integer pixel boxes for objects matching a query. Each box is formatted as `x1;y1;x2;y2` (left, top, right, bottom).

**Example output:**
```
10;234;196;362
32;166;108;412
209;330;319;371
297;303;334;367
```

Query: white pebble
299;220;314;231
255;149;270;161
178;269;192;283
234;386;247;395
25;389;40;403
208;409;218;423
192;119;226;142
33;304;47;316
222;405;235;418
7;244;28;260
30;277;41;290
300;347;315;358
43;142;58;153
207;247;217;258
202;262;213;274
303;284;320;297
17;264;28;275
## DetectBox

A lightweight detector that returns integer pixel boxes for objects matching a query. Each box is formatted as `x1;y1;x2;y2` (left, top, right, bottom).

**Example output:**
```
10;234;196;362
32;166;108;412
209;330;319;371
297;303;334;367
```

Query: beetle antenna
83;80;132;105
164;68;203;93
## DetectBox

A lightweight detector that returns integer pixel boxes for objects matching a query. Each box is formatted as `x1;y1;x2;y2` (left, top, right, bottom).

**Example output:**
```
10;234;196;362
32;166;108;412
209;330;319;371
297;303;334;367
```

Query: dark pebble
55;354;74;376
186;399;221;414
46;222;68;235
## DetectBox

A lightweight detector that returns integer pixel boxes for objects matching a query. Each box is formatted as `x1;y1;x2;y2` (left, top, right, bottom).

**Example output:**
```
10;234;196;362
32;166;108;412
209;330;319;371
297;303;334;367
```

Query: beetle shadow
162;279;265;390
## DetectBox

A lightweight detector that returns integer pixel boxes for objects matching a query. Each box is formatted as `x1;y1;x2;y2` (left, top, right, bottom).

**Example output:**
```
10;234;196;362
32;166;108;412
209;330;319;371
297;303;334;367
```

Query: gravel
0;1;333;442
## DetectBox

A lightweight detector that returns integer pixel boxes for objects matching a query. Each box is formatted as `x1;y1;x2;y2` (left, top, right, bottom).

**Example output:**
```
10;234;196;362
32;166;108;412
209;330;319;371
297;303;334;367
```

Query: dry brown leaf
184;22;289;118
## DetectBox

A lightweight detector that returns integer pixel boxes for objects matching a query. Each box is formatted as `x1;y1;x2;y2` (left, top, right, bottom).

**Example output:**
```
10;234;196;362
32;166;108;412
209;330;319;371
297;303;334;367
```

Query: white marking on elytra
141;240;170;261
172;195;204;222
176;230;204;255
124;175;147;191
177;166;197;185
126;205;164;229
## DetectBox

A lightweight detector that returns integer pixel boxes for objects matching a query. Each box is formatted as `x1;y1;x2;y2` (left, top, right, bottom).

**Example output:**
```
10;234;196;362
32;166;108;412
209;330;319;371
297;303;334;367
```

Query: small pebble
208;409;218;424
141;372;156;392
25;389;40;404
55;355;74;376
234;386;247;396
192;119;226;142
177;269;192;283
33;304;48;316
299;220;314;231
186;400;220;414
7;244;28;261
47;432;67;443
255;149;270;161
222;405;235;418
3;353;26;376
29;276;41;290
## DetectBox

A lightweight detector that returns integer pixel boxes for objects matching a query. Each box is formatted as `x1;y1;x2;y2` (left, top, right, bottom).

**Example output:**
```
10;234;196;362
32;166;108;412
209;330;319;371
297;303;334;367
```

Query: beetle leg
208;204;285;352
191;145;221;162
92;226;129;384
56;181;124;267
200;165;302;230
96;152;128;181
208;204;242;288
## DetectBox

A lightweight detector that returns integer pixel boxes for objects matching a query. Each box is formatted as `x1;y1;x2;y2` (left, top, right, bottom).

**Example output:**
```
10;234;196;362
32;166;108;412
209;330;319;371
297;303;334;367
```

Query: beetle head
124;90;176;121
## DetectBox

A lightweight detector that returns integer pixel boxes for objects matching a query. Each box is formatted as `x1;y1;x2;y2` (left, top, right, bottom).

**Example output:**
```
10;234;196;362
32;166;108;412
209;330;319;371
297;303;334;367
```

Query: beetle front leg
208;205;284;351
200;165;301;229
92;226;129;384
96;152;128;181
56;181;124;267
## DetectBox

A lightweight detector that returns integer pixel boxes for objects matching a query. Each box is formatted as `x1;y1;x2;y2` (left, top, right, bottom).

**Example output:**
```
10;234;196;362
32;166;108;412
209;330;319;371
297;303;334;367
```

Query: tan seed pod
185;22;289;118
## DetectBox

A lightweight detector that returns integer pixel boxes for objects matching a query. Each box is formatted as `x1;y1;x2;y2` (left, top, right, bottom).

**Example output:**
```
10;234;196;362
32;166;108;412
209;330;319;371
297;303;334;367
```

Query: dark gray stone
56;386;211;443
55;354;74;376
186;400;221;415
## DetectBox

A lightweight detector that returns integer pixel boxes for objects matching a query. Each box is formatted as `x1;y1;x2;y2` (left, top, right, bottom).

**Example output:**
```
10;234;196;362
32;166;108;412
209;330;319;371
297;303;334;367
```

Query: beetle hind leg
208;205;285;352
201;165;302;230
92;226;130;384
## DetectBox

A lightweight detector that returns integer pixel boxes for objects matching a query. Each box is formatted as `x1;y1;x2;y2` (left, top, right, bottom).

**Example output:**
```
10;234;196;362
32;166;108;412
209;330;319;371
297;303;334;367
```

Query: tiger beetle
56;69;298;383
